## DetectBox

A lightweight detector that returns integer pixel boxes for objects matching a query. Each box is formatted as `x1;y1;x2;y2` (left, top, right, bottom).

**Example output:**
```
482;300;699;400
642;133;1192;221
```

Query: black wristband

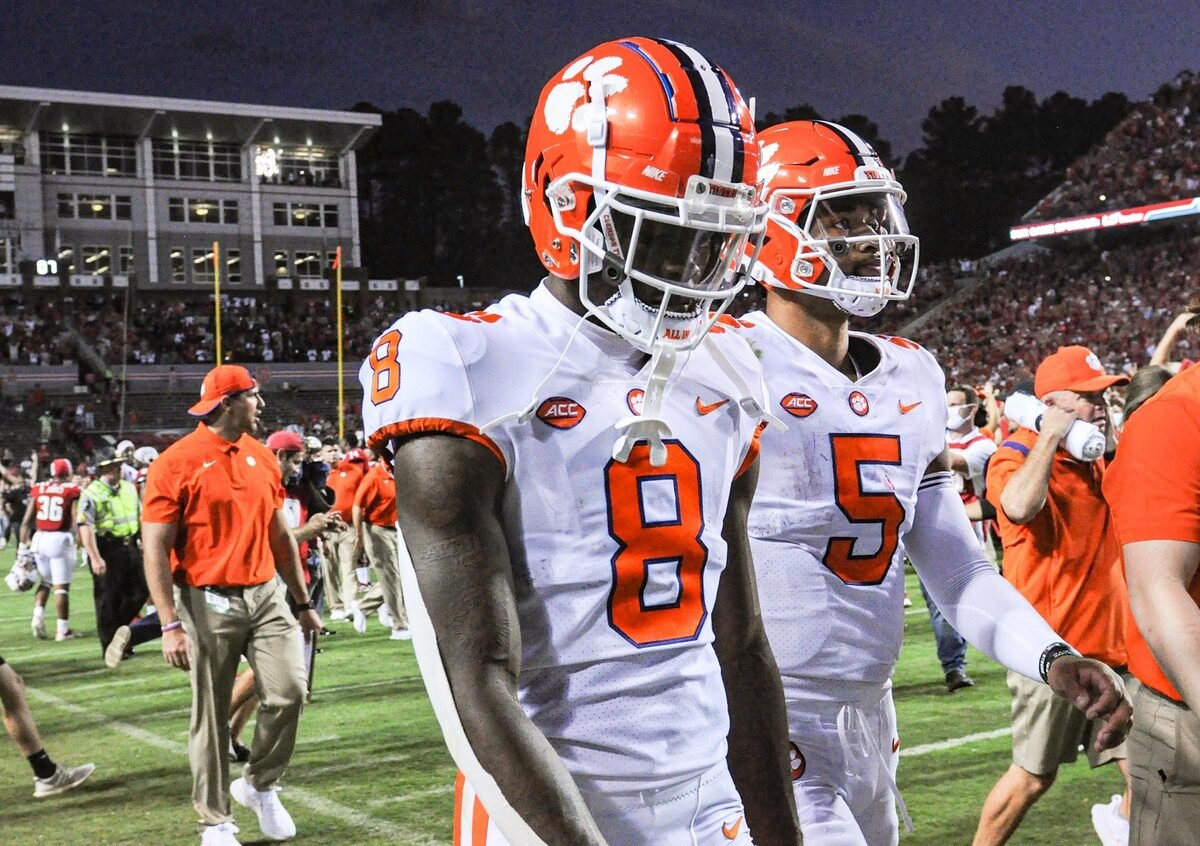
1039;641;1080;683
293;600;314;613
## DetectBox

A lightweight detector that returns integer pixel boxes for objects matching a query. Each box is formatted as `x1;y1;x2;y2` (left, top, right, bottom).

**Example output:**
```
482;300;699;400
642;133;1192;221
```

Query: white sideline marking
25;686;450;845
900;726;1012;757
67;675;161;693
296;733;341;746
302;752;411;778
368;785;457;807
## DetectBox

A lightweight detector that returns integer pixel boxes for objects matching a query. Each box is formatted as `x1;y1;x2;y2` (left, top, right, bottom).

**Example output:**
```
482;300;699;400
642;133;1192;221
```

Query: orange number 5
369;329;402;404
605;441;708;647
823;434;905;585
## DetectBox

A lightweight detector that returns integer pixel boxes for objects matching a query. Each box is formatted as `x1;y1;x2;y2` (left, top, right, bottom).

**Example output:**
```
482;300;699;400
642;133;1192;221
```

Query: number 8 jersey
361;284;764;793
737;311;949;699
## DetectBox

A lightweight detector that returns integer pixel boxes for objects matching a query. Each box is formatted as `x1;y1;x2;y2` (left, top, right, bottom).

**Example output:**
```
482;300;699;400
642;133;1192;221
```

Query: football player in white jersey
736;119;1133;845
360;38;800;846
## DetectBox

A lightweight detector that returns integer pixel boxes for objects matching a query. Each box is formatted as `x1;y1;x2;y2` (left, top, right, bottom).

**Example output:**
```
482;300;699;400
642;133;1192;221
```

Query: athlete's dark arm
713;459;803;845
393;434;607;846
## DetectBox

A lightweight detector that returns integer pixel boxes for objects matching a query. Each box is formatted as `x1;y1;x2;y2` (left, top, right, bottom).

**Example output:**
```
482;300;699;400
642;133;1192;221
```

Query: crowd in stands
2;295;76;366
1029;70;1200;220
891;233;1200;393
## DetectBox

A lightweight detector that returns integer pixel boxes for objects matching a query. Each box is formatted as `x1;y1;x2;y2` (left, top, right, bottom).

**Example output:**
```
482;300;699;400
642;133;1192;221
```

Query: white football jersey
738;311;948;699
948;427;997;500
361;284;763;791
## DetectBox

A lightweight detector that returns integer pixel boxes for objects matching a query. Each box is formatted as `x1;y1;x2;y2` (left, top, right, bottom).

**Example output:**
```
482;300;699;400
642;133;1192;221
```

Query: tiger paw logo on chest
535;397;586;429
848;390;870;416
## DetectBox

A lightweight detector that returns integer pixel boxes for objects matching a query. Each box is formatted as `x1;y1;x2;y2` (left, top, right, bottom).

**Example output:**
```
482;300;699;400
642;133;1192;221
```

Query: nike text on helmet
749;120;920;317
522;36;768;352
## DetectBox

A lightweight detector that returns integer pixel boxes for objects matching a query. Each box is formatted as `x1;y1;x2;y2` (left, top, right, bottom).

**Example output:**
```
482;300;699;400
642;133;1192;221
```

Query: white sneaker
231;776;297;840
199;821;243;846
1090;793;1128;846
106;625;132;668
350;604;368;635
32;617;47;640
55;629;80;642
377;605;394;629
33;762;95;797
390;628;412;641
328;609;349;622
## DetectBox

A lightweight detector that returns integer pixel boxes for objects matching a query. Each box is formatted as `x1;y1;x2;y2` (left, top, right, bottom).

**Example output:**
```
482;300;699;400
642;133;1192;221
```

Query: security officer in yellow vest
78;450;148;659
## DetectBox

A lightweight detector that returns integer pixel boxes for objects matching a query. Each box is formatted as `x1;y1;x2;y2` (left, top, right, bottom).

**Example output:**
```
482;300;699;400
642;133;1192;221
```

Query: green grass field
0;550;1124;845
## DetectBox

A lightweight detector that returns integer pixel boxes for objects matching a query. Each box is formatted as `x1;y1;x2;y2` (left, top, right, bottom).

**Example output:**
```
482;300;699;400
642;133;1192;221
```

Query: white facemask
946;406;974;431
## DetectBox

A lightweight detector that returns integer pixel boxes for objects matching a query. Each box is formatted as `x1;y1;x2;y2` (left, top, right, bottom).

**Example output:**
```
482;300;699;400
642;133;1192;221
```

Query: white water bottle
1003;392;1106;462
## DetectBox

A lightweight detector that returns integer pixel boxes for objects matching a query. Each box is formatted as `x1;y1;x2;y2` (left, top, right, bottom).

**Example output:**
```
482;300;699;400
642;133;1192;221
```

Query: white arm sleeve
905;471;1070;683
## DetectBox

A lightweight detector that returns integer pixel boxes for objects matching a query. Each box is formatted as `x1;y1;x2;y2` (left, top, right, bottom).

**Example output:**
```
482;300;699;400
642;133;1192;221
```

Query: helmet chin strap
612;344;677;467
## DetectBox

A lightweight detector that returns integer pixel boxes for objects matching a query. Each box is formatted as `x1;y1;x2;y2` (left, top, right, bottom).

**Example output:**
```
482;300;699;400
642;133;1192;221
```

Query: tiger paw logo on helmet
543;55;628;136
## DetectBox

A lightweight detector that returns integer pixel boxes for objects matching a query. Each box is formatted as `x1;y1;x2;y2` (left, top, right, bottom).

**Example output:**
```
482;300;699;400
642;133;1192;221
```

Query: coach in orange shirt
142;365;322;846
975;346;1132;846
321;447;369;621
351;454;408;640
1106;364;1200;845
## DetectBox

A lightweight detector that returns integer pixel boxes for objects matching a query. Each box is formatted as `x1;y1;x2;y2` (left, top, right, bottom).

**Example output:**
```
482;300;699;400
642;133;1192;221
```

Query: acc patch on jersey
536;396;587;429
780;392;819;418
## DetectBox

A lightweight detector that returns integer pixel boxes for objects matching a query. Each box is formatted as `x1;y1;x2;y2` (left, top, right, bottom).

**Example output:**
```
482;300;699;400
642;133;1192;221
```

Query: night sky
2;0;1196;156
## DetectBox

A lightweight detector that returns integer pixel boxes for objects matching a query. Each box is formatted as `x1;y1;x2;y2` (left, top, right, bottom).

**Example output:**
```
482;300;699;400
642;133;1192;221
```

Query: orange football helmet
750;120;919;317
523;37;766;352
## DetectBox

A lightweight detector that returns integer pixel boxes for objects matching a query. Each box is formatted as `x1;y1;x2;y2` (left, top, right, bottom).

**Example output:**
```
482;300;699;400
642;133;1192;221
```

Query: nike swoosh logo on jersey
898;400;922;414
722;815;743;840
202;460;216;469
696;397;730;416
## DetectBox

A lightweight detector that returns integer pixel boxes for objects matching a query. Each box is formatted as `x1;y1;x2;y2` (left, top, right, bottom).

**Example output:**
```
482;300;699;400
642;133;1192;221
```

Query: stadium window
293;250;321;277
81;245;111;276
226;248;241;284
40;133;136;177
168;197;185;223
169;247;186;283
272;203;289;226
221;199;238;225
152;138;243;183
188;198;218;223
323;204;339;228
192;247;217;283
58;245;76;275
57;193;76;218
115;196;132;220
0;238;10;274
119;245;134;275
273;250;290;277
78;195;112;220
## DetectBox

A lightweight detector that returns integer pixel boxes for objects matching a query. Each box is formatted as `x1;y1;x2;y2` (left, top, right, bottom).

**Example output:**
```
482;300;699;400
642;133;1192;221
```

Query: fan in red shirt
19;458;82;641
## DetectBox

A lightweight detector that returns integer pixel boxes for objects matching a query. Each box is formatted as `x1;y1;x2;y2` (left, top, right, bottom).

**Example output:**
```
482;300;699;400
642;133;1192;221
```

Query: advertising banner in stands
1010;196;1200;241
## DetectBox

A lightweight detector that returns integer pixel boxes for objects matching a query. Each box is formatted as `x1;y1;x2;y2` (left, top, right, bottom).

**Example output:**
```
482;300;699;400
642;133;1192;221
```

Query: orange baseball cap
188;365;257;416
265;431;305;452
1034;346;1129;398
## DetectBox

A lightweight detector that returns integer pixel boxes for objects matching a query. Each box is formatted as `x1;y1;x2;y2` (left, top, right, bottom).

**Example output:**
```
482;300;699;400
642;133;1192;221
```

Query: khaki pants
324;527;360;614
363;522;407;629
176;581;307;826
1007;669;1126;775
1129;678;1200;845
319;534;344;615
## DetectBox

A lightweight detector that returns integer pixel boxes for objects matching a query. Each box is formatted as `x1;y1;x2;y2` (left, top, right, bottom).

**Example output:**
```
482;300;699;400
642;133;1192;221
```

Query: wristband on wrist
293;600;314;612
1039;641;1080;683
161;620;183;633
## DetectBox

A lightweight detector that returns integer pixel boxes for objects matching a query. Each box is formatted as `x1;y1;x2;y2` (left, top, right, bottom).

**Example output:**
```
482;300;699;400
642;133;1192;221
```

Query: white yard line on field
367;785;457;807
900;726;1013;756
24;685;450;846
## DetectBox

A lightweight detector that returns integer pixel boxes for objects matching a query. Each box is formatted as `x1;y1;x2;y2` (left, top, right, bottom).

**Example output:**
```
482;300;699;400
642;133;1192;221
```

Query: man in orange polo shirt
975;346;1132;846
321;446;369;621
1105;364;1200;845
142;365;323;846
351;453;409;640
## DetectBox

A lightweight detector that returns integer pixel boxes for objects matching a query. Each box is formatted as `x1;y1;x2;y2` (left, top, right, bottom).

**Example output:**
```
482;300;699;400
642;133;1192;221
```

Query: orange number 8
369;329;402;404
604;441;708;647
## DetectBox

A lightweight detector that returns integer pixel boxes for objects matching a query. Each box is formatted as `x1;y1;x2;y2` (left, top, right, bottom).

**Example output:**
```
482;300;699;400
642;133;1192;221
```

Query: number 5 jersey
361;284;765;793
736;311;949;700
